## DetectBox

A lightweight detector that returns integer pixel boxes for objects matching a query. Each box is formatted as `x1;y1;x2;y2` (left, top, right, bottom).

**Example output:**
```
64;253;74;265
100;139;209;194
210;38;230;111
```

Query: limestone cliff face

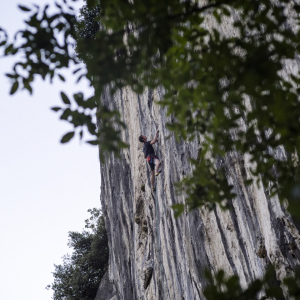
95;86;300;300
94;5;300;299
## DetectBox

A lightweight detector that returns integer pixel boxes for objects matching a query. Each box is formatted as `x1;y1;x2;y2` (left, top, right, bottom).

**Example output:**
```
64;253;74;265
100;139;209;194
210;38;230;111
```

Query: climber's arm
150;130;159;145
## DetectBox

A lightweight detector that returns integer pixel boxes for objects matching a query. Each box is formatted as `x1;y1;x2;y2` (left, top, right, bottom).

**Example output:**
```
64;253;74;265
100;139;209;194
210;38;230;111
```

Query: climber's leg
154;158;161;176
151;170;155;190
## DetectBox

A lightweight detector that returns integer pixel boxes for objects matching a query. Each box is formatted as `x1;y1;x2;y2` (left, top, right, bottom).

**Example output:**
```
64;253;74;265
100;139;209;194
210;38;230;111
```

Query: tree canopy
46;208;109;300
203;266;300;300
2;0;300;298
1;0;300;216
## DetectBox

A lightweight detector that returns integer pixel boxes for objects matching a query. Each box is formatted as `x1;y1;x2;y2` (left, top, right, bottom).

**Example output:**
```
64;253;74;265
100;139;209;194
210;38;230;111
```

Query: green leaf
10;81;19;95
5;73;16;79
24;82;33;94
61;92;70;105
58;74;65;81
55;2;62;9
171;204;184;218
60;131;75;143
51;106;61;112
4;44;13;55
60;108;71;120
73;67;82;74
76;74;85;83
86;140;99;145
18;5;31;12
73;92;84;106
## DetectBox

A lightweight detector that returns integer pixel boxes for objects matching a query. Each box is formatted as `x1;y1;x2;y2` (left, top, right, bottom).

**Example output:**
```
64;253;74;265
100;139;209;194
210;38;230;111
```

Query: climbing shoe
152;188;156;192
155;170;162;177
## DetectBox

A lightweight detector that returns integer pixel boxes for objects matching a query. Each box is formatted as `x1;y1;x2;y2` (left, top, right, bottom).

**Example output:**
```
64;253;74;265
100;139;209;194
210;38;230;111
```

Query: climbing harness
147;154;157;164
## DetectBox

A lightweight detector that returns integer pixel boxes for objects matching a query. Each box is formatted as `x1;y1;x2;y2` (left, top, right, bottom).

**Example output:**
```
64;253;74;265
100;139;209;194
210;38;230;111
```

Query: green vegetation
2;1;300;297
204;267;300;300
204;267;283;300
1;0;300;216
46;208;109;300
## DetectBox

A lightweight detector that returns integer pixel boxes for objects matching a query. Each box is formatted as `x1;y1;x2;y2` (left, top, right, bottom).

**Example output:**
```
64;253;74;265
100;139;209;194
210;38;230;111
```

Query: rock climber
139;130;162;191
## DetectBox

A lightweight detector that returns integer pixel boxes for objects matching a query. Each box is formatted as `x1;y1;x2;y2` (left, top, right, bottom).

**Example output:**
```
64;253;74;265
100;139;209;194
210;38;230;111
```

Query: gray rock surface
95;5;300;300
95;271;116;300
95;85;300;300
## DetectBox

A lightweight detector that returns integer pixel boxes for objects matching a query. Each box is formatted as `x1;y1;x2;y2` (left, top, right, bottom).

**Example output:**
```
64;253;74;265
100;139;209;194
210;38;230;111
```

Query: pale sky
0;1;101;299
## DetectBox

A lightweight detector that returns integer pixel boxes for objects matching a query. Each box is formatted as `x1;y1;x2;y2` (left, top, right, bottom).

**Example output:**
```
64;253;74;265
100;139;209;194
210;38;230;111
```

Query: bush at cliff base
46;208;109;300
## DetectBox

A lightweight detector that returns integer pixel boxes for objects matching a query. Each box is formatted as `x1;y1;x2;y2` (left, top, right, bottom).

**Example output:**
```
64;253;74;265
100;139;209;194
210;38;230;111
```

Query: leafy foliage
204;266;300;300
1;0;300;215
2;0;300;215
204;267;283;300
3;3;77;93
2;1;300;297
80;0;300;216
46;208;109;300
84;0;300;214
75;0;100;61
0;0;126;158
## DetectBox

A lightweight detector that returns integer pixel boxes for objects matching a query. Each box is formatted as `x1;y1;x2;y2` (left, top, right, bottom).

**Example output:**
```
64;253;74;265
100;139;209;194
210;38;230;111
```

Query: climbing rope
154;177;167;300
144;143;167;298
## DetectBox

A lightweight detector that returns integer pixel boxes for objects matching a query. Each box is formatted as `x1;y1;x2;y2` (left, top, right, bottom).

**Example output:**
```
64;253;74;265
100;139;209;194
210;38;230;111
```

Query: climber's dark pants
149;158;161;189
147;155;158;171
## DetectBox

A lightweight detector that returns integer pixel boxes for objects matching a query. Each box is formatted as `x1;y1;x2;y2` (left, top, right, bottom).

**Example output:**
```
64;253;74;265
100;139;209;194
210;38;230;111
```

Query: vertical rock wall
95;85;300;300
95;4;300;299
